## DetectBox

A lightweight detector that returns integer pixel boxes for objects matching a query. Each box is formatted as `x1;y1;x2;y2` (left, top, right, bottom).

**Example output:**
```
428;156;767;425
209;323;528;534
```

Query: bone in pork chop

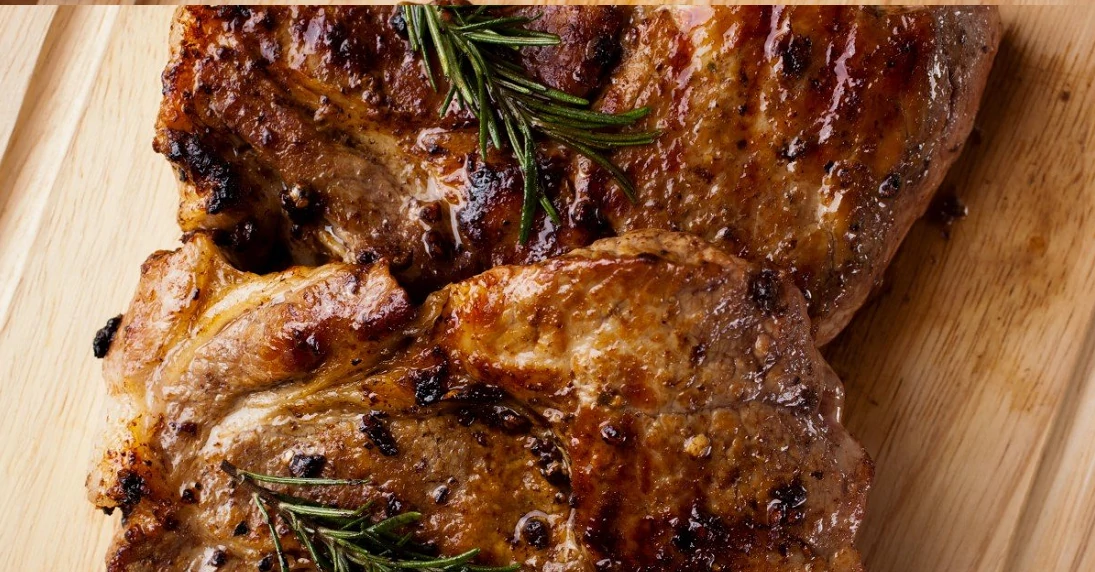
88;231;871;571
156;5;1000;343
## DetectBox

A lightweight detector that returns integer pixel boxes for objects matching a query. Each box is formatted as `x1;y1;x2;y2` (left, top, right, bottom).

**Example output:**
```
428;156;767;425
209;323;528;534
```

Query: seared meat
88;231;871;571
156;6;999;343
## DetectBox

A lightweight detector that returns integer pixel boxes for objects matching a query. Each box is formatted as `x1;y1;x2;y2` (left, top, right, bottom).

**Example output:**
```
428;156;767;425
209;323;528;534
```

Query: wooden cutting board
0;5;1092;571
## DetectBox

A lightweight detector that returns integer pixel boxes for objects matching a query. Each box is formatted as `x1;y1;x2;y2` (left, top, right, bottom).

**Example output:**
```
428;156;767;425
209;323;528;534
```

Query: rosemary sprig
402;5;658;243
221;460;519;572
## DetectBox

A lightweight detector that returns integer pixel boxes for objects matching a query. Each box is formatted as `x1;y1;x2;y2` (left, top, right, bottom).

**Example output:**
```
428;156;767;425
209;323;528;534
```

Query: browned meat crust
155;5;999;344
88;231;871;571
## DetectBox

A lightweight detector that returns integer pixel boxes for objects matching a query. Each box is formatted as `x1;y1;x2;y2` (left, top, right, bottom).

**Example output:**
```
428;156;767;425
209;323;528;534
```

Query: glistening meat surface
88;231;871;571
156;5;1000;343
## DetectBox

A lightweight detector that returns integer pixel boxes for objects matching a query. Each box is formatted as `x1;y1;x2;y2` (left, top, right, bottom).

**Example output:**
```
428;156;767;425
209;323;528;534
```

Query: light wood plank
824;6;1095;572
0;6;177;570
1004;326;1095;571
0;6;119;327
0;6;56;161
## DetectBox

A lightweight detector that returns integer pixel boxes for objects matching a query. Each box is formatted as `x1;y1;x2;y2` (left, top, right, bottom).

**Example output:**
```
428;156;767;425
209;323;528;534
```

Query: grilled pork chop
156;5;999;344
88;231;871;571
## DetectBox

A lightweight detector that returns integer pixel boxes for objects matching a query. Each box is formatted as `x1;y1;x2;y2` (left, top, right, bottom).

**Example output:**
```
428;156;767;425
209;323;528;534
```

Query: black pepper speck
878;173;902;198
600;424;626;445
360;412;399;456
289;453;326;478
208;549;227;568
412;364;448;406
749;269;782;314
432;485;450;505
523;517;551;549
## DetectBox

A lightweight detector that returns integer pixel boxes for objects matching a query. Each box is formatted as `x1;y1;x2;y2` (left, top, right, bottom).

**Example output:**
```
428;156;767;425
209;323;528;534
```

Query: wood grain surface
0;5;1092;571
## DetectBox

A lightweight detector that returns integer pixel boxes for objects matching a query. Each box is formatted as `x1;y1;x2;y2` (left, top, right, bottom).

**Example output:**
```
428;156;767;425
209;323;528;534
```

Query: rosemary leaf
254;492;291;572
463;32;557;46
451;16;533;33
291;513;330;570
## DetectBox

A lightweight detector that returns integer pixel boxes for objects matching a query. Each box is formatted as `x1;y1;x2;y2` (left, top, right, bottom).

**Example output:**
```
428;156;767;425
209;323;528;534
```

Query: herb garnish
221;460;519;572
402;5;658;243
